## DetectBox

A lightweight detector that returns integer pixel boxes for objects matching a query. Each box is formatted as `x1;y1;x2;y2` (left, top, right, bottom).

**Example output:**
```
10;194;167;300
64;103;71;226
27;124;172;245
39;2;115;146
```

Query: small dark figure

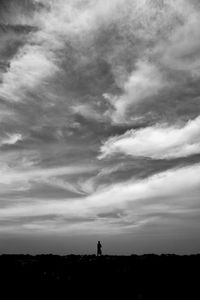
97;241;102;256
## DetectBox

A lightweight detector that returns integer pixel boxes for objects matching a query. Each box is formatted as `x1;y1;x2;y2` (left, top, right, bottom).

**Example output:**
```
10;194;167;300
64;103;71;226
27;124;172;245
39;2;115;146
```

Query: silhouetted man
97;241;102;256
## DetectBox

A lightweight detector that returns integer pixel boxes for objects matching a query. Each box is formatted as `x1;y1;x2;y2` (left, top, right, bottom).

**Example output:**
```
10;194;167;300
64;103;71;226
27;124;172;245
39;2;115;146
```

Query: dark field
1;254;200;299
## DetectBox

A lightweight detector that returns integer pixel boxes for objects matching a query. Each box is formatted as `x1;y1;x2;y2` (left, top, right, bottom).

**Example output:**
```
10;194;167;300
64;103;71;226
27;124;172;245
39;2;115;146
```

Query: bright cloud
1;133;23;145
1;163;200;234
105;61;165;123
0;46;58;101
0;0;125;102
99;116;200;159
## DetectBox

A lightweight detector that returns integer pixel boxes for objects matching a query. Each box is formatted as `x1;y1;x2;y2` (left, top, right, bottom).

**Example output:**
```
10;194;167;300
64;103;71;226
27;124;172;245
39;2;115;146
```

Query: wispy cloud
99;116;200;159
1;163;200;235
0;155;97;196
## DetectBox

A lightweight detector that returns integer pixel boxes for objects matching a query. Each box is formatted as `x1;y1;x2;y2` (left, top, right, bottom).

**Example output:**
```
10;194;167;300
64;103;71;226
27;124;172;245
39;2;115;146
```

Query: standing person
97;241;102;256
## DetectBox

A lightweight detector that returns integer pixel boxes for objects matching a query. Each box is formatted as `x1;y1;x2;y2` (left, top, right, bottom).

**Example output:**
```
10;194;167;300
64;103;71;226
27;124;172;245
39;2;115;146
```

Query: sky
0;0;200;254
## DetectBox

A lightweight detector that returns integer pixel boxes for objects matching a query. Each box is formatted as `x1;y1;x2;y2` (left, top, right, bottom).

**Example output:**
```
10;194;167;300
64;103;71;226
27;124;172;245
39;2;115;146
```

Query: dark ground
0;254;199;299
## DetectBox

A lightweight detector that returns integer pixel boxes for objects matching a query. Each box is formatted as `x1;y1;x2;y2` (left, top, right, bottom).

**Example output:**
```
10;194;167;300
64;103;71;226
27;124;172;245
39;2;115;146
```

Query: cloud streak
99;116;200;159
1;163;200;235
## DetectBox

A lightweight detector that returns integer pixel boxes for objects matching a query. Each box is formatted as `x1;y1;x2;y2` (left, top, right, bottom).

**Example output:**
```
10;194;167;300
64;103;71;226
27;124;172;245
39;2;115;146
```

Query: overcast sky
0;0;200;254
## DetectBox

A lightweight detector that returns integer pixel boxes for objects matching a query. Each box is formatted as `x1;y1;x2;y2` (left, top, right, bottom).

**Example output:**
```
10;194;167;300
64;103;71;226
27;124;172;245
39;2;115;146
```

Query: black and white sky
0;0;200;254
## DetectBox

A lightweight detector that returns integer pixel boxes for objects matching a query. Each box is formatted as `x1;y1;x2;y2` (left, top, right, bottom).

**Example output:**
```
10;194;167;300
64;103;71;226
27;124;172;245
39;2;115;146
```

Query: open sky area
0;0;200;254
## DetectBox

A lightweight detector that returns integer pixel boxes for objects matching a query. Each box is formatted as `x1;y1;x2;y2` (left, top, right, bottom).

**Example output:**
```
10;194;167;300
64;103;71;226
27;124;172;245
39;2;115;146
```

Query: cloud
0;44;59;101
1;133;22;145
105;61;165;123
71;104;103;121
156;2;200;77
0;0;126;102
101;0;200;124
1;0;200;250
0;0;41;27
0;160;97;196
99;116;200;159
1;163;200;234
0;164;97;184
